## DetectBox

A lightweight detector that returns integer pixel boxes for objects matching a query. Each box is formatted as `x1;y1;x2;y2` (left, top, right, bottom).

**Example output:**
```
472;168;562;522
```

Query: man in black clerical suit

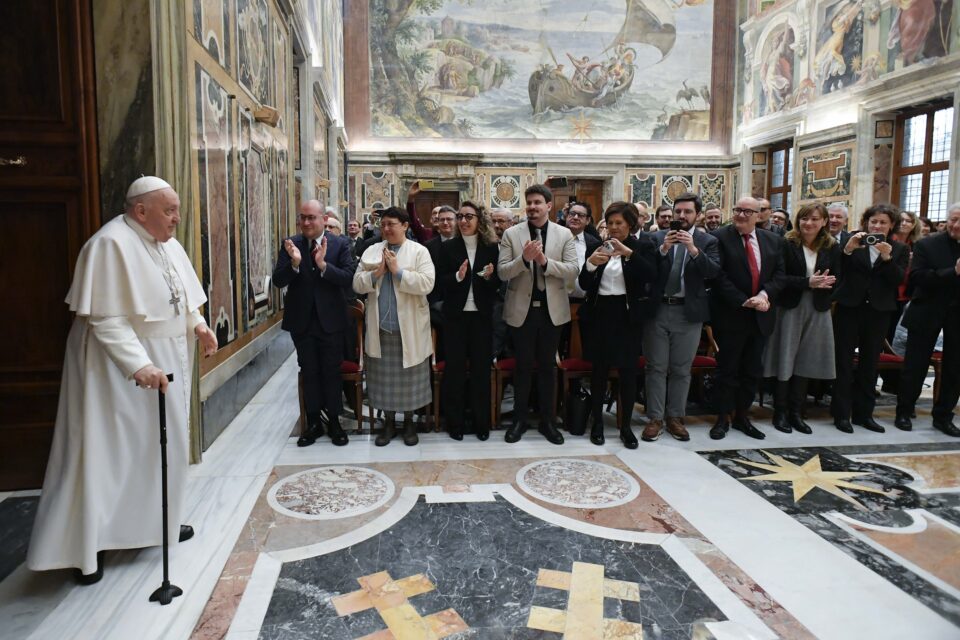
273;200;356;447
895;204;960;436
708;195;784;440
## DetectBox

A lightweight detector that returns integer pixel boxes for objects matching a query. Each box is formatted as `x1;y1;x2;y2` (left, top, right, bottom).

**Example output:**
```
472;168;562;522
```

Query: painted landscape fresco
369;0;716;141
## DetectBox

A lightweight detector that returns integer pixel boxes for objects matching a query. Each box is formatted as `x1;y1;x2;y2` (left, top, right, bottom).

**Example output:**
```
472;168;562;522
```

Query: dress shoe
402;415;419;446
641;419;663;442
476;427;489;441
834;418;853;433
504;422;525;443
539;422;565;445
328;420;349;446
297;422;323;447
665;417;690;442
75;551;105;585
179;524;194;542
933;418;960;437
619;426;639;449
448;425;464;441
894;413;913;431
375;415;396;446
589;420;605;446
732;416;766;440
853;417;885;433
771;410;792;434
709;416;729;440
787;411;812;434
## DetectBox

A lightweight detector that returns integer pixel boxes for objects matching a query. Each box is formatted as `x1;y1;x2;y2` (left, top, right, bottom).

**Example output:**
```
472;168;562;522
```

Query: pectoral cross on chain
169;294;181;315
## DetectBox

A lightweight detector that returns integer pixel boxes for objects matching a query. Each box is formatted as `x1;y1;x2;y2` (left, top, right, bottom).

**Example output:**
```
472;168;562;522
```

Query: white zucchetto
125;176;173;200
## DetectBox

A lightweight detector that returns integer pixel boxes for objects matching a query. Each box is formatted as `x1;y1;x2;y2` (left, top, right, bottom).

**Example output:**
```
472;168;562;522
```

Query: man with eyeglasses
756;197;785;236
708;195;785;441
654;205;673;231
565;202;600;300
425;205;459;333
272;200;357;447
325;216;342;236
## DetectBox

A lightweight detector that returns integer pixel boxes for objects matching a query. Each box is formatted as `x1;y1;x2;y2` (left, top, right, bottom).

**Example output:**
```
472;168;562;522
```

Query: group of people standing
275;183;960;451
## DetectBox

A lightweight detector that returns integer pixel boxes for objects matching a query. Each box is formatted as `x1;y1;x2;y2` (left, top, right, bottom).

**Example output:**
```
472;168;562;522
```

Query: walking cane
148;373;183;605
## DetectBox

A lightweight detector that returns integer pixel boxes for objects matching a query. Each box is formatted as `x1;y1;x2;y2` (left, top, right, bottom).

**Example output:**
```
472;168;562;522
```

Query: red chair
560;302;623;425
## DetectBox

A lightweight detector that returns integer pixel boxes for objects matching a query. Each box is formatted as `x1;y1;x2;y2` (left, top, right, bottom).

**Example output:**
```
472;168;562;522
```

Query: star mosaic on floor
702;443;960;627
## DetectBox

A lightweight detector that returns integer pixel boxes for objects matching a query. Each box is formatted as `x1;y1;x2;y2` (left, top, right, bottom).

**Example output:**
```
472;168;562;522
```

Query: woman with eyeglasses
577;202;658;448
437;202;501;440
762;203;841;434
353;206;435;446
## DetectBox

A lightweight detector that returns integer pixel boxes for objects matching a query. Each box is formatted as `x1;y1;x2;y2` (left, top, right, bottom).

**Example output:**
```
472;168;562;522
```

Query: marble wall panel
196;63;238;346
698;173;726;209
873;143;893;204
272;21;287;130
192;0;231;72
797;142;854;205
628;174;656;206
237;0;270;104
661;175;696;206
313;97;328;205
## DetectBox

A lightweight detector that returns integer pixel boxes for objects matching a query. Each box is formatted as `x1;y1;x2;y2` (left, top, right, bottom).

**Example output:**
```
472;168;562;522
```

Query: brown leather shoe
665;417;690;441
641;419;663;442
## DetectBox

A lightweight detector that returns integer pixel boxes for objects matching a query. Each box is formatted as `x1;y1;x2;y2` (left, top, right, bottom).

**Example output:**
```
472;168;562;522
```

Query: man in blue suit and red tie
273;200;356;446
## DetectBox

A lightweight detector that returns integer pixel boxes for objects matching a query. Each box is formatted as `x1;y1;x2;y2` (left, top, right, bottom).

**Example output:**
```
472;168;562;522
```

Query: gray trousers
642;304;703;419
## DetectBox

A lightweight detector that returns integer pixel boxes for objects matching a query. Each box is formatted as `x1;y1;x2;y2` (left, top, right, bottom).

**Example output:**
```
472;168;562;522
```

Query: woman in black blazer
437;201;501;440
831;203;910;433
763;203;842;434
578;202;658;449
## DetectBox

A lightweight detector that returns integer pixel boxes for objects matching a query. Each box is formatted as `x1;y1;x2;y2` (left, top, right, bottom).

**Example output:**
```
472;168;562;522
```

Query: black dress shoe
328;421;349;446
619;426;638;449
933;418;960;437
772;411;792;434
835;418;853;433
448;426;464;441
709;417;729;440
732;416;766;440
504;423;526;443
539;422;564;445
589;420;605;446
894;413;913;431
179;525;195;542
476;428;489;441
297;423;322;447
853;417;886;433
787;412;812;434
75;551;105;585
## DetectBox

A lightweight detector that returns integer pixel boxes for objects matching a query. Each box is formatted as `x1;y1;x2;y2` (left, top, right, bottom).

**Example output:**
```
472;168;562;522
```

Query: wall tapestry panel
368;0;717;142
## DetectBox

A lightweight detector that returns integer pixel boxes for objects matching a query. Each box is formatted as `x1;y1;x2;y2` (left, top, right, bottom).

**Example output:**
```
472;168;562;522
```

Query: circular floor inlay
516;459;640;509
267;466;395;520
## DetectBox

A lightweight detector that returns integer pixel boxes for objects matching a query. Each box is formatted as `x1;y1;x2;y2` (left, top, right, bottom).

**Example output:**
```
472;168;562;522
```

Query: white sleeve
88;316;152;379
187;308;206;334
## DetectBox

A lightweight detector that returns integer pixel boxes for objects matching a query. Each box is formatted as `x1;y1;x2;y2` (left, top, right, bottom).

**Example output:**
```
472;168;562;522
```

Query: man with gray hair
827;202;851;244
490;207;515;240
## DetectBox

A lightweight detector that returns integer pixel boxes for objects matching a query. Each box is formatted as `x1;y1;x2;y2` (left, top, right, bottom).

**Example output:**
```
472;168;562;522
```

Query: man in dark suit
708;195;785;440
895;204;960;436
828;202;852;245
273;200;356;447
642;192;721;442
757;198;786;237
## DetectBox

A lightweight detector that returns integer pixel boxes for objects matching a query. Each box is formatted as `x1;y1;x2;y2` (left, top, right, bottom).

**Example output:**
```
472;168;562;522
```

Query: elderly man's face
704;208;722;231
436;209;457;237
566;205;588;233
828;208;847;234
492;212;513;238
135;188;181;242
732;197;760;234
325;219;341;235
298;203;324;239
945;209;960;241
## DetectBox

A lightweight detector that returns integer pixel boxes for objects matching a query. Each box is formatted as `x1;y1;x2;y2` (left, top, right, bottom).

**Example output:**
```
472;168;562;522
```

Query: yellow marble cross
528;562;644;639
332;570;468;640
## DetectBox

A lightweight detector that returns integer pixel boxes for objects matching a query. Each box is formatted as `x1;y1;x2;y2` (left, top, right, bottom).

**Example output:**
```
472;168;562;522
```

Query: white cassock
27;214;207;575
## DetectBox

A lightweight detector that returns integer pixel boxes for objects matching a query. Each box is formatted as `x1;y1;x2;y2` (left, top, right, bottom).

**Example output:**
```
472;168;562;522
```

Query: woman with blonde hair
763;203;842;433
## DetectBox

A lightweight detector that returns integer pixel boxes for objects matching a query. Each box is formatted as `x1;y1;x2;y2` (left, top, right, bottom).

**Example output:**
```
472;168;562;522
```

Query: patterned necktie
742;233;759;295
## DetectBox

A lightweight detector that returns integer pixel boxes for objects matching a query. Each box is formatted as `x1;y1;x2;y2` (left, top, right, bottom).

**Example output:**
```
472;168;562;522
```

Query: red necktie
742;233;759;295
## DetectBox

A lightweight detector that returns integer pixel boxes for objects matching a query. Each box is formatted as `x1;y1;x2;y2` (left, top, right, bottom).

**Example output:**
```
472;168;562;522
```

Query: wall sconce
254;106;280;127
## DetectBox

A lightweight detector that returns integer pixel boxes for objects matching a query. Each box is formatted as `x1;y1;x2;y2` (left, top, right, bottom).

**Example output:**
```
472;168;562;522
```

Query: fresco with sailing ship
368;0;716;141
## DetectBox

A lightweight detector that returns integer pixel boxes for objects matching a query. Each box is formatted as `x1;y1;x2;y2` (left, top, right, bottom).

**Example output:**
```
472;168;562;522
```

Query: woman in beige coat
353;206;435;445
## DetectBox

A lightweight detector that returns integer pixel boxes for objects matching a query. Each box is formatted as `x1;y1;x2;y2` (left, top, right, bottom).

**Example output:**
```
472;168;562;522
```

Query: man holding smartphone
642;193;720;441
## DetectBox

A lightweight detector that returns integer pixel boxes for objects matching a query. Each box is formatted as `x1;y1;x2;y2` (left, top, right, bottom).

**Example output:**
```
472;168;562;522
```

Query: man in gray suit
642;192;721;442
498;184;579;444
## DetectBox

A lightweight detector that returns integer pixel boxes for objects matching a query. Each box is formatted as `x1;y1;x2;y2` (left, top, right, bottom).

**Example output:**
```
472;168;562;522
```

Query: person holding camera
831;203;909;433
762;203;841;434
641;192;720;442
578;202;659;448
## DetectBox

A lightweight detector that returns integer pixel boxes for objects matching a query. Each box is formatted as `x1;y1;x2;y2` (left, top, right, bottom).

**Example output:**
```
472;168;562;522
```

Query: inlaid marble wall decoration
271;21;287;130
239;111;274;326
698;173;726;209
490;175;521;209
629;173;656;206
661;175;696;206
349;168;397;213
797;141;854;205
192;0;231;71
237;0;270;105
196;63;237;346
313;96;328;204
873;143;893;204
751;168;767;198
625;170;734;209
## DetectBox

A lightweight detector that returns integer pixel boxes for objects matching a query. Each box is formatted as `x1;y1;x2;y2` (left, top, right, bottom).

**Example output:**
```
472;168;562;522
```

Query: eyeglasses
438;217;456;224
298;215;319;222
733;207;759;215
380;221;403;229
566;211;588;219
455;213;478;221
325;224;337;229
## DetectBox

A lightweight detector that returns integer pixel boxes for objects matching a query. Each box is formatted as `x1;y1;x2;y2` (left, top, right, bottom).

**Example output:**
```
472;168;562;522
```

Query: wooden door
0;0;100;489
412;191;459;229
550;179;604;225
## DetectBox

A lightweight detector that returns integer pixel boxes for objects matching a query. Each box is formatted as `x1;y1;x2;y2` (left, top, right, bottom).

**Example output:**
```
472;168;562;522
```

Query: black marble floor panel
0;496;39;582
257;497;727;639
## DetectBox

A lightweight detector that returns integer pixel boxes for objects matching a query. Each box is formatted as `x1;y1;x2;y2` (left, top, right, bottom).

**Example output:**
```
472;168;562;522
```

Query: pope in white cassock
27;177;218;584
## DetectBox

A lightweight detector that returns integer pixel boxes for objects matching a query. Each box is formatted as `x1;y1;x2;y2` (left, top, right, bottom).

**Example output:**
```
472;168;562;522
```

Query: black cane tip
149;583;183;605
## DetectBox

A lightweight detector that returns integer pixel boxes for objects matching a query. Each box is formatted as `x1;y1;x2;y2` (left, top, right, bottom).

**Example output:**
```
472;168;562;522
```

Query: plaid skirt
366;330;431;412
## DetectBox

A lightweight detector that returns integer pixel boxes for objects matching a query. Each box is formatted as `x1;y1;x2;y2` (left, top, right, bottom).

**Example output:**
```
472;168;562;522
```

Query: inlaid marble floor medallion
516;458;641;509
266;466;395;520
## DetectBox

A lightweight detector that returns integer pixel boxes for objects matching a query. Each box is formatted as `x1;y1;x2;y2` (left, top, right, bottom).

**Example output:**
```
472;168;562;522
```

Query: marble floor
1;354;959;640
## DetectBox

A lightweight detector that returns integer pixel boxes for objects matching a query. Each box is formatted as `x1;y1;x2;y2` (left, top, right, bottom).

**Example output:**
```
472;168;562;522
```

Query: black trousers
833;305;890;421
898;306;960;422
591;365;637;428
713;311;765;415
293;321;344;421
511;306;562;425
442;311;493;430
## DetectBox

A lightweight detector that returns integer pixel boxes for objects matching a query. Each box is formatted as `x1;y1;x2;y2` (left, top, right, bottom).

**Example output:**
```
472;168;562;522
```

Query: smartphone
862;233;886;246
603;241;615;252
418;179;435;190
669;220;683;231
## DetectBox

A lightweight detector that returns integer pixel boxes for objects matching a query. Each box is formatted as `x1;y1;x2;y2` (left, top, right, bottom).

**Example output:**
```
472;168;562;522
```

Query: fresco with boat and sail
368;0;716;142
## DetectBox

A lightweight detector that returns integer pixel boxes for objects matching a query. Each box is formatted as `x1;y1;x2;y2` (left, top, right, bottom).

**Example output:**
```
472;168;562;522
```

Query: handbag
565;386;591;435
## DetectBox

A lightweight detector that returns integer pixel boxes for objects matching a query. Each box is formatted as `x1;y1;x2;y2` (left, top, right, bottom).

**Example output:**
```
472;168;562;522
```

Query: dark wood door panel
0;143;80;180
